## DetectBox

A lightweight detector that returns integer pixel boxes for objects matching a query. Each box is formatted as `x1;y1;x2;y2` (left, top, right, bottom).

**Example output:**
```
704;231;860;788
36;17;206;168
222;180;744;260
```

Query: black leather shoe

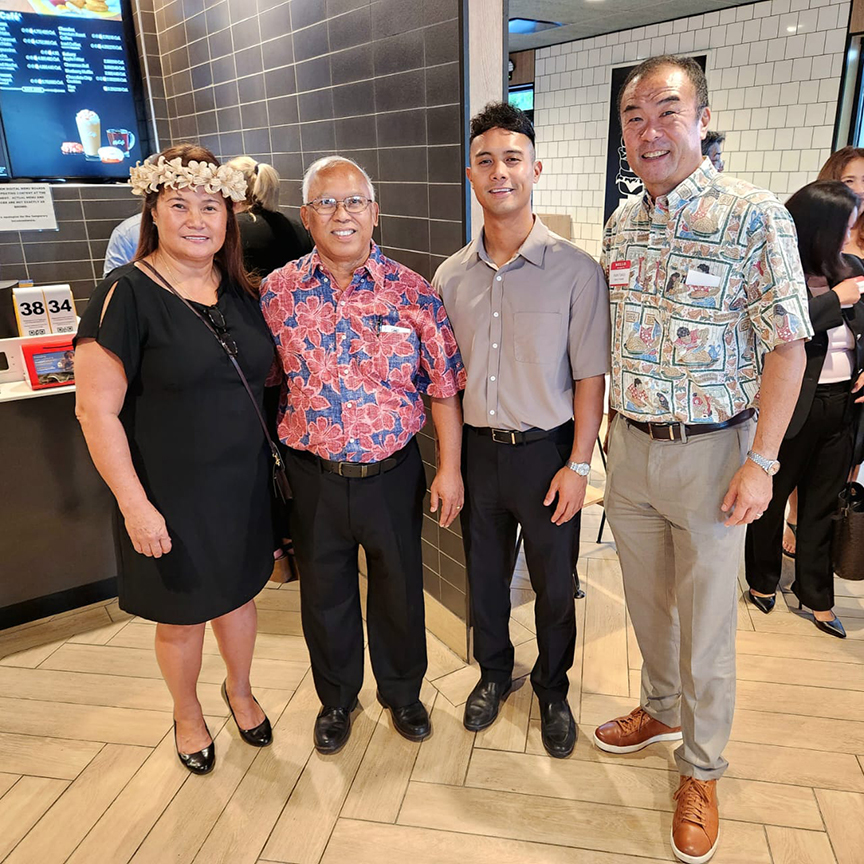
539;699;576;759
814;615;847;639
314;699;358;754
376;692;431;741
463;678;513;732
747;589;776;615
221;680;272;747
174;721;215;775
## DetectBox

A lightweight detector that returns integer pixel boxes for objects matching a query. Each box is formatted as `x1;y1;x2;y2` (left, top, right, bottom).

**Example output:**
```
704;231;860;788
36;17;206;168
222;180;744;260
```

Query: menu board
0;0;142;179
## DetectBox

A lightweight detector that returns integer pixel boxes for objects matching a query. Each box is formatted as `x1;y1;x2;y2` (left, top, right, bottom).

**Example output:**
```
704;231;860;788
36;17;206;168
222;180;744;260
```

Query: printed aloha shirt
602;158;812;424
261;243;466;462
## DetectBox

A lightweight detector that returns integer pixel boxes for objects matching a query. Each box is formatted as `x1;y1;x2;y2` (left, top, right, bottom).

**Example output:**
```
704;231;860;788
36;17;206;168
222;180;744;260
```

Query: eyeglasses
203;306;238;356
304;196;374;215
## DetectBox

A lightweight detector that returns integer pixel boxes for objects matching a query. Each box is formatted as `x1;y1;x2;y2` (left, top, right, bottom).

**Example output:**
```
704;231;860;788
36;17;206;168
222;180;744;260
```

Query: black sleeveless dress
76;264;276;624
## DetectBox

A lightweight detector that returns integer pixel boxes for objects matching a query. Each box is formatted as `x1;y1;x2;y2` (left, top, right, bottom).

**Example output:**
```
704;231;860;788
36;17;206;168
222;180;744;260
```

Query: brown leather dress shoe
593;705;682;754
671;776;719;864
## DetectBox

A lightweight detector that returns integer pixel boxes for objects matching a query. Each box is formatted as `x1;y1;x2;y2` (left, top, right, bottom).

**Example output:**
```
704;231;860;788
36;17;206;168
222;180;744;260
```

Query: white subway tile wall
532;0;851;259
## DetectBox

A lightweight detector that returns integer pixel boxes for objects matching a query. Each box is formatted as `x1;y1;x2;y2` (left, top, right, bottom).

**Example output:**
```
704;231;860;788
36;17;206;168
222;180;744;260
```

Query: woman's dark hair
785;180;859;284
470;101;535;150
818;146;864;249
134;143;256;295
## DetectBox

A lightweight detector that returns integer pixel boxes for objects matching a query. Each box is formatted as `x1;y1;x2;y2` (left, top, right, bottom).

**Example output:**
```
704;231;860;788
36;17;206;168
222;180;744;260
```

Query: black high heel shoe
174;720;215;775
798;601;846;638
221;680;273;747
747;589;776;614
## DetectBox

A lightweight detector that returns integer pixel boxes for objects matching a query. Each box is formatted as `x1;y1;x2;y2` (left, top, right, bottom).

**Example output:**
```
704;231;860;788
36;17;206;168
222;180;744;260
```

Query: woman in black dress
75;144;276;774
226;156;312;279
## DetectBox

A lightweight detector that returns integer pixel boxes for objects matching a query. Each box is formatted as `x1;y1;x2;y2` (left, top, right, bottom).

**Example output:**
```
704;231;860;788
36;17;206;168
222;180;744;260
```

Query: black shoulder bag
139;260;292;504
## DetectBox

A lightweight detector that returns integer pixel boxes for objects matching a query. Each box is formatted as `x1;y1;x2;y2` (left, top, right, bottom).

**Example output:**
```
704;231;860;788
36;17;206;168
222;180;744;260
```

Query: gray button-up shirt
433;217;610;431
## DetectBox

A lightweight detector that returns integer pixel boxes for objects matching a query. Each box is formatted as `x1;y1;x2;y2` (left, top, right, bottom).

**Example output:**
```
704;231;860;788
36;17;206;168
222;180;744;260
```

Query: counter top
0;379;74;404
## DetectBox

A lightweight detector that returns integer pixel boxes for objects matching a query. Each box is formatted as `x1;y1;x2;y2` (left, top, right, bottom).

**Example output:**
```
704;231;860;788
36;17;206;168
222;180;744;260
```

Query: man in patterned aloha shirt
594;55;810;864
261;156;466;755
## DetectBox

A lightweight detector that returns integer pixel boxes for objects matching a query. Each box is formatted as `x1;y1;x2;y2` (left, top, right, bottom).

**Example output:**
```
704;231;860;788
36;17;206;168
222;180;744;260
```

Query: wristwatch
747;450;780;476
567;460;591;476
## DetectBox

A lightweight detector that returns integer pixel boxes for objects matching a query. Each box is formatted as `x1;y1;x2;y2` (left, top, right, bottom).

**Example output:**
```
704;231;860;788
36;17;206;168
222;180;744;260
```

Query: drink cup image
76;109;101;160
107;128;135;154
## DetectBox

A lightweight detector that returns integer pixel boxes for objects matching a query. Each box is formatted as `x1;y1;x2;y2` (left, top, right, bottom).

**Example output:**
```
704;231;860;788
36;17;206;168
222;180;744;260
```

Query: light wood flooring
2;486;864;862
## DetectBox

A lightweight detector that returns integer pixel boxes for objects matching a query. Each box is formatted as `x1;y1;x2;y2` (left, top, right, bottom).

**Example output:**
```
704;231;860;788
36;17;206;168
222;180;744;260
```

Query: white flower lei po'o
129;156;247;202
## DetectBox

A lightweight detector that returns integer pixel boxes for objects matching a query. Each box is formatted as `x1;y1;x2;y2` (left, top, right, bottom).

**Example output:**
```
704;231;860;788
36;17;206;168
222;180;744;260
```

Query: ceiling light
508;18;563;35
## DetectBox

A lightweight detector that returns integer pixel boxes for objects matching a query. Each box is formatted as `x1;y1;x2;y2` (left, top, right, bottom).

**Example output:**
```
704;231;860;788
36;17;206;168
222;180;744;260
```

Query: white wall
532;0;851;259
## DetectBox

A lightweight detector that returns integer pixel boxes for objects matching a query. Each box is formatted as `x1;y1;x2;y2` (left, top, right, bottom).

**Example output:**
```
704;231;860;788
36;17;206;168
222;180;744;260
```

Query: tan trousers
605;414;754;780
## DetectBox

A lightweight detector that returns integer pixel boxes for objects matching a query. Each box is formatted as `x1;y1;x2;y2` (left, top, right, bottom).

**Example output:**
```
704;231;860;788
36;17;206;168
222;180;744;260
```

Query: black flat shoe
221;680;272;747
376;692;431;742
174;720;215;775
314;699;358;754
539;699;577;759
463;678;513;732
797;601;847;639
747;589;776;615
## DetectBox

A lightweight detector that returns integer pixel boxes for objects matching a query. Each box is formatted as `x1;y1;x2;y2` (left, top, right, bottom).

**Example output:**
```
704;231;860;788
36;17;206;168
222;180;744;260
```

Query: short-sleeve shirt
602;158;812;424
433;217;610;431
260;243;466;463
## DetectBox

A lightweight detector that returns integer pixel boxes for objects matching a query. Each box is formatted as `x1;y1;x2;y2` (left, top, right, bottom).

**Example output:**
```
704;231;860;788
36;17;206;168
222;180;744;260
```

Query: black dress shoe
174;721;215;775
539;699;576;759
814;615;847;639
376;692;431;742
747;589;776;615
221;680;273;747
314;700;358;754
463;678;513;732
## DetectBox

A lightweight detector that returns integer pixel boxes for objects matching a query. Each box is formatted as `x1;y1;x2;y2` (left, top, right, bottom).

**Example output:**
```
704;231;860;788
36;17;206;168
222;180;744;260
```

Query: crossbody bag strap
138;260;285;470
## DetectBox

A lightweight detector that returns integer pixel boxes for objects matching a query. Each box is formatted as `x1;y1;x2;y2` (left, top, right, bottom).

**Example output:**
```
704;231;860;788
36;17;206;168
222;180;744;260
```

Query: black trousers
746;382;854;612
283;438;427;708
462;423;579;702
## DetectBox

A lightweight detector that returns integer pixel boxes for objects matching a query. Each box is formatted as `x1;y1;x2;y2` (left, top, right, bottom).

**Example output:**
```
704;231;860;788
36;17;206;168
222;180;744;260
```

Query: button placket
488;268;504;420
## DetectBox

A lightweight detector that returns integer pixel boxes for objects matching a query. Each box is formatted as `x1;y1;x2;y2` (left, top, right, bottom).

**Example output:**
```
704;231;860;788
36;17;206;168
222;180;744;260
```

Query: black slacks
746;382;854;612
462;423;579;702
283;438;427;708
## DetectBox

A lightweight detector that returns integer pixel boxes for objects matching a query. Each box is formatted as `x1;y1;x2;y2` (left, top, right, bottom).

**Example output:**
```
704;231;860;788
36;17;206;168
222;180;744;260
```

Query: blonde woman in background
227;156;313;280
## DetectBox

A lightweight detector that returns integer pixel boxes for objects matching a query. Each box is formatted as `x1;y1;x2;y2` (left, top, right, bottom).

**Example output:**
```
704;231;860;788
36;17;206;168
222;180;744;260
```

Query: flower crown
129;156;247;202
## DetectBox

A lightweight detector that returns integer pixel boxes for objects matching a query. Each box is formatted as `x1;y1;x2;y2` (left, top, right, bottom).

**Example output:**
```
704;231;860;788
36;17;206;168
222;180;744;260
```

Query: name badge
380;324;412;334
609;260;631;286
685;268;721;288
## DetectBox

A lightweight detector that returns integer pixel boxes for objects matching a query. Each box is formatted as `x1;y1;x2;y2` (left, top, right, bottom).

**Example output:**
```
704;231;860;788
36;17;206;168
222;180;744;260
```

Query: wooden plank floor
1;457;862;862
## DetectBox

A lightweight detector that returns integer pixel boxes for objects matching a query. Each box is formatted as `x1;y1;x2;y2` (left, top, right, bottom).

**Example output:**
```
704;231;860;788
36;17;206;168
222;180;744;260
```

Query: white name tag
685;268;721;288
609;260;631;286
380;324;411;334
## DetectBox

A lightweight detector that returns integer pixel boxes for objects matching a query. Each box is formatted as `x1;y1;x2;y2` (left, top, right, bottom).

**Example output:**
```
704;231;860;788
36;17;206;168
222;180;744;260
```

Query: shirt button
496;276;502;281
346;402;353;408
493;312;499;317
492;343;498;349
490;376;496;381
489;410;495;415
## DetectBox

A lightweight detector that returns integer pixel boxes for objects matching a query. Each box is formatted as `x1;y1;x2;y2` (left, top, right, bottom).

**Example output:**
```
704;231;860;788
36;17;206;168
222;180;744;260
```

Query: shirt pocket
513;312;563;364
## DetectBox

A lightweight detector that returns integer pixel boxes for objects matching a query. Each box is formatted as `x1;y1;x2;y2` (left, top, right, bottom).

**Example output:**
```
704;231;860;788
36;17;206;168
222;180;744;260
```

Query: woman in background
745;180;864;638
227;156;312;279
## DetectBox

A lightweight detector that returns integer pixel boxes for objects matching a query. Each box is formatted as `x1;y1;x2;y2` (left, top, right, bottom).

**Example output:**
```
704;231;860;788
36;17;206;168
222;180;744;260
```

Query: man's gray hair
302;156;375;204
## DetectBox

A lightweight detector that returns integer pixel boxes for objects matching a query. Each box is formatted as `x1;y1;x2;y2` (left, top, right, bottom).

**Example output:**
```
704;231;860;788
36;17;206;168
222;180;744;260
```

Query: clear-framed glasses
305;195;374;215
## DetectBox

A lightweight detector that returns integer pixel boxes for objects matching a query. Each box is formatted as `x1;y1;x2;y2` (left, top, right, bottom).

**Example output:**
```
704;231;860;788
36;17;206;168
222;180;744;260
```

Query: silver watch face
767;461;780;476
569;461;590;476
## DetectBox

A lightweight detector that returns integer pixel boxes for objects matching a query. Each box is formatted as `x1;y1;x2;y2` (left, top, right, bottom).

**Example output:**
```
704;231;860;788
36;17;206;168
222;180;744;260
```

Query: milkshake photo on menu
76;109;100;160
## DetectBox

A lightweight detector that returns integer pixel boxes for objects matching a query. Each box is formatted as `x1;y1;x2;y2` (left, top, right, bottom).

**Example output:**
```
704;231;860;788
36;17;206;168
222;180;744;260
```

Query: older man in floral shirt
261;156;465;755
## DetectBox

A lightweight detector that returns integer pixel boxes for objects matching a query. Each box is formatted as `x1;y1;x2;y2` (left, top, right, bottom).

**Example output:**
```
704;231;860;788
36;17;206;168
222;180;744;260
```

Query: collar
460;216;549;269
641;157;718;213
303;241;386;291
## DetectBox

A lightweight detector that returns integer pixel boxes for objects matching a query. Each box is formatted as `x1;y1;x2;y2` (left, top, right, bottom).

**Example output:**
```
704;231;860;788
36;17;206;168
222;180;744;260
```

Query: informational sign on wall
604;56;707;224
0;184;57;232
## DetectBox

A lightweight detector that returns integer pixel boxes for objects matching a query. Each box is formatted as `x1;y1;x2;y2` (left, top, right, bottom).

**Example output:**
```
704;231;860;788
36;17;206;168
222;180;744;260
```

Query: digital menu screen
0;0;143;180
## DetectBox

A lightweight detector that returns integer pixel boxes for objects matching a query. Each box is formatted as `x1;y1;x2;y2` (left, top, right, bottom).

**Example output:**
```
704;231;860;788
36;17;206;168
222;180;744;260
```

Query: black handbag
139;260;292;505
832;481;864;581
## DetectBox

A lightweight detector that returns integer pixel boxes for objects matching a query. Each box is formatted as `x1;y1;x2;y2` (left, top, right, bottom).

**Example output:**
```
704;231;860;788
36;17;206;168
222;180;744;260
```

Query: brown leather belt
627;408;754;442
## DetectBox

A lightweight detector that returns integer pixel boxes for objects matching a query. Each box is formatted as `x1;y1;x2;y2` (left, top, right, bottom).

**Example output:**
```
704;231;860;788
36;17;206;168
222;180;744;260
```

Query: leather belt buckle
491;429;517;445
648;423;687;443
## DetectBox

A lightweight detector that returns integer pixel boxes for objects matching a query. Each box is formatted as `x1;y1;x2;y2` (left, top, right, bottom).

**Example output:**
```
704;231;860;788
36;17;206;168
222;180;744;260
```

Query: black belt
469;421;570;445
294;443;407;478
627;408;754;442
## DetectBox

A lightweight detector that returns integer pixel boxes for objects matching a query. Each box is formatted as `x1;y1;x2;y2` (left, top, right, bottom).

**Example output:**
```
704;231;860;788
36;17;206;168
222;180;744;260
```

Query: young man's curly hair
469;101;535;151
